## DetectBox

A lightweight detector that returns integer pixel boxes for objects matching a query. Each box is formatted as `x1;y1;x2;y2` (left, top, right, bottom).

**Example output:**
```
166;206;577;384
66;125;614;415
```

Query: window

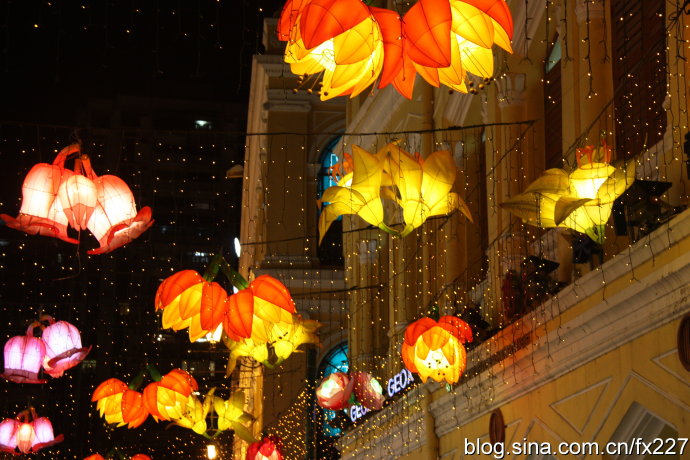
317;137;344;266
611;0;667;159
544;36;563;169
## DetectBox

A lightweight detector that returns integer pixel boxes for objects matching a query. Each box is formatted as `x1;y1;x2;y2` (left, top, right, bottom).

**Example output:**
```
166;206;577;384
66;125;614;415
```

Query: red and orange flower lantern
352;372;386;411
247;437;283;460
401;316;473;384
92;378;149;429
315;372;354;410
0;144;153;254
142;369;198;422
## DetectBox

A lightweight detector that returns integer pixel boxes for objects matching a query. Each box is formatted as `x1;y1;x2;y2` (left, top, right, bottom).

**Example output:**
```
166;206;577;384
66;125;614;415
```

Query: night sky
1;0;285;124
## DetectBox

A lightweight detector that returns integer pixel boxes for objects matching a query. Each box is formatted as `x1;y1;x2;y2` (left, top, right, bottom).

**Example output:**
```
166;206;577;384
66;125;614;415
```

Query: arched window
317;137;344;266
313;343;348;459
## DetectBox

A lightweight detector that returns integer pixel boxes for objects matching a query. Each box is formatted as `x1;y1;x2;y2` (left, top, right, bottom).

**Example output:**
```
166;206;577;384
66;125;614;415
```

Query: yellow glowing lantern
401;316;473;384
501;142;636;243
319;143;472;241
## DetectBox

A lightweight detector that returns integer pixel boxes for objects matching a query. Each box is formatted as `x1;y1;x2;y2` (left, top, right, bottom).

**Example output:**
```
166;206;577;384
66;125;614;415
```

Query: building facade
241;1;690;458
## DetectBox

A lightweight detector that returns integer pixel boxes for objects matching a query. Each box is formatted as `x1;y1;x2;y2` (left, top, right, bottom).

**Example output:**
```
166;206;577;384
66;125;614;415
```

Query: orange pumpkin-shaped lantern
156;270;229;342
83;455;107;460
142;369;198;421
246;437;283;460
224;275;296;344
0;144;78;244
315;372;354;410
92;378;149;428
352;372;386;411
401;316;473;384
131;455;152;460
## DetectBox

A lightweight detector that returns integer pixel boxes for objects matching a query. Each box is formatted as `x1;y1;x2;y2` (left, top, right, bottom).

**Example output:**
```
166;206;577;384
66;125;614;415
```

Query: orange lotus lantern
1;323;47;384
142;369;198;421
84;455;107;460
0;408;63;454
41;317;91;378
401;316;473;384
130;455;152;460
84;454;151;460
247;437;283;460
315;372;354;410
156;269;230;342
1;143;152;254
223;275;296;344
92;378;150;428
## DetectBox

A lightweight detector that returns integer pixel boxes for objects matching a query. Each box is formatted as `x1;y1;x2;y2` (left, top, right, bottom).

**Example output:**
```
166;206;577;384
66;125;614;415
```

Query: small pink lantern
315;372;354;411
41;317;91;378
0;419;18;453
0;323;47;384
30;416;63;452
352;372;386;411
0;409;63;454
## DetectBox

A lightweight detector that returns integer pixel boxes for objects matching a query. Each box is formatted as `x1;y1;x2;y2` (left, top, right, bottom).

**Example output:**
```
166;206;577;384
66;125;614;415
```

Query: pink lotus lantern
352;372;386;411
315;372;354;410
0;144;79;244
41;317;91;378
0;143;153;254
0;419;18;453
0;409;62;454
0;323;47;384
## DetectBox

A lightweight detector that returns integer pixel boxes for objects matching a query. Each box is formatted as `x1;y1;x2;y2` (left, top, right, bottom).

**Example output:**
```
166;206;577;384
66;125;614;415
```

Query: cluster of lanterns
278;0;513;100
155;255;320;373
0;144;153;254
0;408;63;455
316;371;386;412
319;142;472;241
1;316;90;384
402;316;473;384
92;366;255;441
501;142;636;243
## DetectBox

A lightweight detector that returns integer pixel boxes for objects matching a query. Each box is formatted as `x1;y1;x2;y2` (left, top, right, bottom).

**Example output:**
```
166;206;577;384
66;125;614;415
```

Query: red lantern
401;316;473;384
41;318;91;378
131;455;152;460
315;372;354;410
142;369;198;421
246;437;283;460
1;323;47;384
352;372;386;411
83;455;106;460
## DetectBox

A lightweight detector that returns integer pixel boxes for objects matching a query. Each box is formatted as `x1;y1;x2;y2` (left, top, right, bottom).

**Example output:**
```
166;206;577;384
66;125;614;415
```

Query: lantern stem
203;253;249;290
128;369;148;390
145;364;163;382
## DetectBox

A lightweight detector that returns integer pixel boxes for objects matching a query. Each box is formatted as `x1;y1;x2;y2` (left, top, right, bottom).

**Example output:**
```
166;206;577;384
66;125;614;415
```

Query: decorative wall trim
430;208;690;438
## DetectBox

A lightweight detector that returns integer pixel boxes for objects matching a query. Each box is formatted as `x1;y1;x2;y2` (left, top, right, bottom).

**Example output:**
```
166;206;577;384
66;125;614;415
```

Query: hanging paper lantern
86;175;154;255
41;318;91;378
1;323;47;384
131;455;152;460
315;372;354;410
84;454;151;460
0;419;18;453
279;0;384;100
0;145;78;244
319;143;472;242
223;275;297;344
84;455;107;460
142;369;198;421
0;143;152;253
401;316;473;384
501;142;636;243
352;372;386;411
246;437;283;460
0;409;63;454
156;270;230;342
92;379;150;428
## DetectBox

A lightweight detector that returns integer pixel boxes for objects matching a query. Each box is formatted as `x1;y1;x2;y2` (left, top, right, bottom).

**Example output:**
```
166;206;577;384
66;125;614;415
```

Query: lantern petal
450;2;495;49
87;206;154;255
250;276;296;314
1;332;48;384
277;0;310;41
200;282;229;331
155;270;205;310
370;7;404;88
225;289;256;339
404;0;453;68
392;54;418;99
463;0;514;40
299;0;370;50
